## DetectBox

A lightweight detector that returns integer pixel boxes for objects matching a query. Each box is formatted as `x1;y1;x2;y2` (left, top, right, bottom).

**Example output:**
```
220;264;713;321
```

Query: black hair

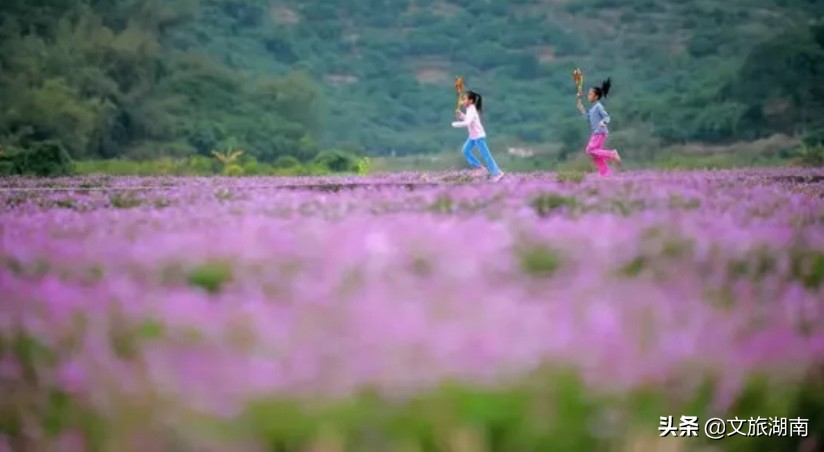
591;77;612;100
466;90;483;113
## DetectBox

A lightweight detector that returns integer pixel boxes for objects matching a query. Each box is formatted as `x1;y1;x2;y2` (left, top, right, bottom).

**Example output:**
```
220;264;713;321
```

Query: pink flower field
1;169;823;451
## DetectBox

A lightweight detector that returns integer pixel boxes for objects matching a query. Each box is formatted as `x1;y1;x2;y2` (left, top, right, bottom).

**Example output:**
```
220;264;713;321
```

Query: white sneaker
490;172;504;182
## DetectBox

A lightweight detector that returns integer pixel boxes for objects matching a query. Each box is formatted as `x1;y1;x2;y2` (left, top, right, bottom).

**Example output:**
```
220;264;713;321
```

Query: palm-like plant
211;148;244;167
211;142;245;176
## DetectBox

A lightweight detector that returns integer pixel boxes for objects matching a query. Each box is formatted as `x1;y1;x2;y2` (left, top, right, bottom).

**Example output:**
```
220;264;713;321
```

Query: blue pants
462;138;502;176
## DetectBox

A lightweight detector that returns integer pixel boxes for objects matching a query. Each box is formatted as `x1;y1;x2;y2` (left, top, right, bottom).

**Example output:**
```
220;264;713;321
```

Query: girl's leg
585;134;603;174
596;157;611;176
475;138;503;176
588;153;610;176
585;133;613;176
462;139;484;169
586;133;619;161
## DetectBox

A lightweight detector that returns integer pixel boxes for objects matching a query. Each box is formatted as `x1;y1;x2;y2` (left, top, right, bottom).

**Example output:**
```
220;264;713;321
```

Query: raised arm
577;97;587;119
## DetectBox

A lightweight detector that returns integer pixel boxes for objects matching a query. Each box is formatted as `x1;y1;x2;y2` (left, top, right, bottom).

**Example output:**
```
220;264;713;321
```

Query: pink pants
585;133;618;176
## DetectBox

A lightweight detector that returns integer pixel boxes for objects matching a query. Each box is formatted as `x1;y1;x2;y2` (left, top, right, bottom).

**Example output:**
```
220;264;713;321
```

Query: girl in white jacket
452;90;504;182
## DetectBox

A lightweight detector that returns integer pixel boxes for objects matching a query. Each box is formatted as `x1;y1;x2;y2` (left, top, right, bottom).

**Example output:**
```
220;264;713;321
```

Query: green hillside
173;0;823;154
2;0;823;170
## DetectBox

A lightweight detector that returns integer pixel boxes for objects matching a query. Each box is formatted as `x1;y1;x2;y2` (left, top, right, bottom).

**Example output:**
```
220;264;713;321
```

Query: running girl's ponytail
592;77;611;100
466;90;483;114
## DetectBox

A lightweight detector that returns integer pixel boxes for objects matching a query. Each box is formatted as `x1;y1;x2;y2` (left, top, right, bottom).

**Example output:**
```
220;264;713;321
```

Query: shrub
223;164;245;176
0;140;73;177
311;150;362;173
795;143;824;167
274;155;301;169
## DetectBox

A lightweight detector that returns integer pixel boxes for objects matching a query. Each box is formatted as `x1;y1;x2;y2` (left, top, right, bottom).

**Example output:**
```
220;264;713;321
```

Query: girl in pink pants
577;77;622;176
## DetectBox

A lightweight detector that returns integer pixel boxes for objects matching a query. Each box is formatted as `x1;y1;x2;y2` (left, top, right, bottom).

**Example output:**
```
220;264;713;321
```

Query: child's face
462;95;471;107
587;89;598;103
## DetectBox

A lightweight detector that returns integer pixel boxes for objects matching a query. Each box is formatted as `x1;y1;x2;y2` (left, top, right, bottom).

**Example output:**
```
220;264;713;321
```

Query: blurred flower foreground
1;169;823;452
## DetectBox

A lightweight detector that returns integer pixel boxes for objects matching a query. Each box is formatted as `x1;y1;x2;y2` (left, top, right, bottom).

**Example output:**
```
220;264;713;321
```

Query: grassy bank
10;136;821;178
70;152;371;177
371;135;815;173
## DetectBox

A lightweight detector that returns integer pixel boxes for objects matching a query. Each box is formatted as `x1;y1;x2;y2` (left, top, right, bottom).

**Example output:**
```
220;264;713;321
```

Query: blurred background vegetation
1;0;823;176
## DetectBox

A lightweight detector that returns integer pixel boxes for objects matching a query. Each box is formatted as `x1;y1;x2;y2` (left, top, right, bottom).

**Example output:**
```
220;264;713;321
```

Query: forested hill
173;0;824;156
2;0;824;165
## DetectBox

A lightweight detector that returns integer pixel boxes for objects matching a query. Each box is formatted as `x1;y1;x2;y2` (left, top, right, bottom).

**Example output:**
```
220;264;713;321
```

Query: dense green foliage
1;0;824;175
0;0;323;175
167;0;823;156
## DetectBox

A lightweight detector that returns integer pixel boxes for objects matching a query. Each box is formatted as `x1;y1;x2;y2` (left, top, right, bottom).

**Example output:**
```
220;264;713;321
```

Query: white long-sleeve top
451;104;486;139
